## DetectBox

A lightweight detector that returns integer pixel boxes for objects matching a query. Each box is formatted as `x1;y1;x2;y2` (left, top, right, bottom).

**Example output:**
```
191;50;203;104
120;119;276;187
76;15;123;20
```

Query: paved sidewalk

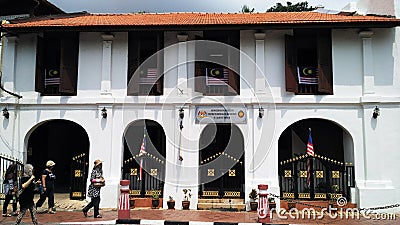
1;209;400;224
1;194;399;224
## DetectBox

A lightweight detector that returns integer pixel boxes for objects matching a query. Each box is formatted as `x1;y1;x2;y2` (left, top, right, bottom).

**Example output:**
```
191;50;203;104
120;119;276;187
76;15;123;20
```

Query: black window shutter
155;34;163;95
285;35;298;93
194;62;206;94
127;34;140;95
127;72;140;95
35;36;45;94
317;30;333;95
227;69;240;95
59;36;78;95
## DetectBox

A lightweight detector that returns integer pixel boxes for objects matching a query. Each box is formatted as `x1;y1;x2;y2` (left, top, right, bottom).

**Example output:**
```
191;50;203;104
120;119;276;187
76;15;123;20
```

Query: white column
101;33;114;95
359;31;374;96
2;36;18;92
254;32;266;94
177;34;188;96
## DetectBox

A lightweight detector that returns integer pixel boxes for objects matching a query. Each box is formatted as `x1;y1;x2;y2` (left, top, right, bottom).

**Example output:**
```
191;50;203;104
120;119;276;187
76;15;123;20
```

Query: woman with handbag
82;159;105;218
2;164;18;217
15;164;38;225
35;160;56;214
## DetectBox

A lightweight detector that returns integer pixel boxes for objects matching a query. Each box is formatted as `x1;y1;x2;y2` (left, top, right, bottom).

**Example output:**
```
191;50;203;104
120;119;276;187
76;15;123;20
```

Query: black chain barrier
268;193;400;212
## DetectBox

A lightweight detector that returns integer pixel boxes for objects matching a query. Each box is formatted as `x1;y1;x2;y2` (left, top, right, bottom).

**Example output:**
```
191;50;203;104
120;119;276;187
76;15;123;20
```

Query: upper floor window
195;30;240;95
285;29;333;95
35;32;79;96
127;31;164;96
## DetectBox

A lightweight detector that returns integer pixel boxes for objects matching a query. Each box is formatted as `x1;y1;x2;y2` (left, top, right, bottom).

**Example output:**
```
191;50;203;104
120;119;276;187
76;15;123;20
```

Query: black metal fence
279;153;355;201
122;154;165;198
70;153;88;200
0;154;24;200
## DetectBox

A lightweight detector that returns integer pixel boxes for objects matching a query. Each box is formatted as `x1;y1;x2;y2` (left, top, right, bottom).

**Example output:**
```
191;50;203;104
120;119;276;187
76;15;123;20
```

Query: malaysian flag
298;66;318;84
206;68;229;85
307;128;314;187
45;69;61;86
139;68;158;85
138;127;147;181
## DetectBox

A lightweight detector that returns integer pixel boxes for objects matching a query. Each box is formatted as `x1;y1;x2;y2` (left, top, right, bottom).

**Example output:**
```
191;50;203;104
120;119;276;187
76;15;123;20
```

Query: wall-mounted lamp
101;107;107;119
258;107;264;118
179;108;184;130
2;107;9;119
179;108;184;119
372;106;380;119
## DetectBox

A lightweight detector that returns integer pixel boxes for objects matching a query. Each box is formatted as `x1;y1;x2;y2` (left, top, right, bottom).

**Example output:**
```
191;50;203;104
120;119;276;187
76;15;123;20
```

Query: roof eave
4;22;400;33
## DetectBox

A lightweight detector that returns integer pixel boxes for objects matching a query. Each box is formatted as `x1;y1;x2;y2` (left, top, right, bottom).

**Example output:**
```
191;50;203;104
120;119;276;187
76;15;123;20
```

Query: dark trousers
83;196;100;217
16;203;37;225
35;188;55;209
2;194;17;214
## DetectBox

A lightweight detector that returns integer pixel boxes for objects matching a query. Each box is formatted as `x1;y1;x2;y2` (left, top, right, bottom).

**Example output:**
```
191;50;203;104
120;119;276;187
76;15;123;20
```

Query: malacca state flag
138;128;147;181
307;128;314;187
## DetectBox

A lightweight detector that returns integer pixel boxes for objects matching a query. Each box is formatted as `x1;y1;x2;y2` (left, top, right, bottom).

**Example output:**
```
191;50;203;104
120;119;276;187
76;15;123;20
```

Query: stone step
197;202;246;211
198;198;245;204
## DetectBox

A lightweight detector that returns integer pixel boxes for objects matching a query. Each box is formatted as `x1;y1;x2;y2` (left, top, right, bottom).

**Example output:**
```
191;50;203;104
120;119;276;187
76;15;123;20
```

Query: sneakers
94;215;102;218
2;213;11;217
82;209;88;217
48;210;56;214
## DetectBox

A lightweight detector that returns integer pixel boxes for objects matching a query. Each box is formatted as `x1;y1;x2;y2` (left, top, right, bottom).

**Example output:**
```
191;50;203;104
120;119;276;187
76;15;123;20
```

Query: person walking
2;164;18;217
82;159;105;218
15;164;38;225
35;160;56;214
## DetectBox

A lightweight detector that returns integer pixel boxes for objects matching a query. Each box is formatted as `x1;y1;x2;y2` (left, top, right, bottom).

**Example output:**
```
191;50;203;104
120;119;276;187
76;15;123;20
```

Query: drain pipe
0;72;22;99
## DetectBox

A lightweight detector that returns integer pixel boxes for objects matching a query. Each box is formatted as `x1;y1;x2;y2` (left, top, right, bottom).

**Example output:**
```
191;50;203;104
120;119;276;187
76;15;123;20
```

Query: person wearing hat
82;159;105;218
35;160;56;214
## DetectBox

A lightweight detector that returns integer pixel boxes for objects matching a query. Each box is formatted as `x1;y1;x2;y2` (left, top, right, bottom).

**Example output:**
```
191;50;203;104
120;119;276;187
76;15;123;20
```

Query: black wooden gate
70;153;88;200
279;153;354;201
199;153;244;198
122;153;165;198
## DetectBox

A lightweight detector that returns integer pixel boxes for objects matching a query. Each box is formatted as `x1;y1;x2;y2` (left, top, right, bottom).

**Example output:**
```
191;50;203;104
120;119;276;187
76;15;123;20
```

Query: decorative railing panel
279;153;354;201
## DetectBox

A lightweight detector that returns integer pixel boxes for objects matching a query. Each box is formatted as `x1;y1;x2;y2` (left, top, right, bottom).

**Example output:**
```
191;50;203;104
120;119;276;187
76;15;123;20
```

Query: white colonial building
1;3;400;211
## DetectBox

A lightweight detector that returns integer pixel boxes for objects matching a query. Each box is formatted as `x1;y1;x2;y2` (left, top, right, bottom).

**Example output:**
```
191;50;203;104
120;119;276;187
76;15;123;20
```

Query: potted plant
249;189;258;211
287;200;296;210
268;197;276;210
167;196;175;209
330;184;340;209
182;189;191;210
151;190;160;209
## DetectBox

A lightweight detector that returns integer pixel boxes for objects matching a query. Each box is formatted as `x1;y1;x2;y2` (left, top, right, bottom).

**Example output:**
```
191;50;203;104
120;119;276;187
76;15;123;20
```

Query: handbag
93;182;105;187
92;178;105;187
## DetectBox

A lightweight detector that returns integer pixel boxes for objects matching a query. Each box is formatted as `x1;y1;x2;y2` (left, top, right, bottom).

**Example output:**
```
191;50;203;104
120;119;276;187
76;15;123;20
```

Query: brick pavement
1;209;400;224
1;194;399;224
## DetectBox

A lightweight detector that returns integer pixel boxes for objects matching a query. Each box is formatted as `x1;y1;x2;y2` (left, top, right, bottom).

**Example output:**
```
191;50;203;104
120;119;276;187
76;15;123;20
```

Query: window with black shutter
35;32;79;96
195;30;240;95
127;31;164;96
285;29;333;95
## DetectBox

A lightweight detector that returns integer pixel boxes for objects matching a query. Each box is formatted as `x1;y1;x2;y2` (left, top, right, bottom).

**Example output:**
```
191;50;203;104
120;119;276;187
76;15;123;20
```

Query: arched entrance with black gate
278;119;355;202
199;124;244;199
26;119;90;199
122;119;166;198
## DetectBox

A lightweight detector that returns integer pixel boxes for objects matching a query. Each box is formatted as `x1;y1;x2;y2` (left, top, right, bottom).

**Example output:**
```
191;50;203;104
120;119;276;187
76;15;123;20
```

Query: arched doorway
27;119;90;197
122;119;166;198
278;118;355;201
199;124;244;199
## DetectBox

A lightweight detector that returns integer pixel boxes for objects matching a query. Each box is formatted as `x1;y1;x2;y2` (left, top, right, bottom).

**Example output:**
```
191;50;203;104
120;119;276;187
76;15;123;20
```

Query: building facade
1;10;400;211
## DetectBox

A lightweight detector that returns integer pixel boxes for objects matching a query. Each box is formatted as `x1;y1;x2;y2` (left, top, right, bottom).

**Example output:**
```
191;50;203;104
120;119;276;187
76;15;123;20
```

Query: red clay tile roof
3;12;400;29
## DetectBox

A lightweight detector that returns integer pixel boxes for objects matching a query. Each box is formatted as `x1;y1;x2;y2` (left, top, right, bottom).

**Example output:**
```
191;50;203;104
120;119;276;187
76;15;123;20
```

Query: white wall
0;27;399;210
